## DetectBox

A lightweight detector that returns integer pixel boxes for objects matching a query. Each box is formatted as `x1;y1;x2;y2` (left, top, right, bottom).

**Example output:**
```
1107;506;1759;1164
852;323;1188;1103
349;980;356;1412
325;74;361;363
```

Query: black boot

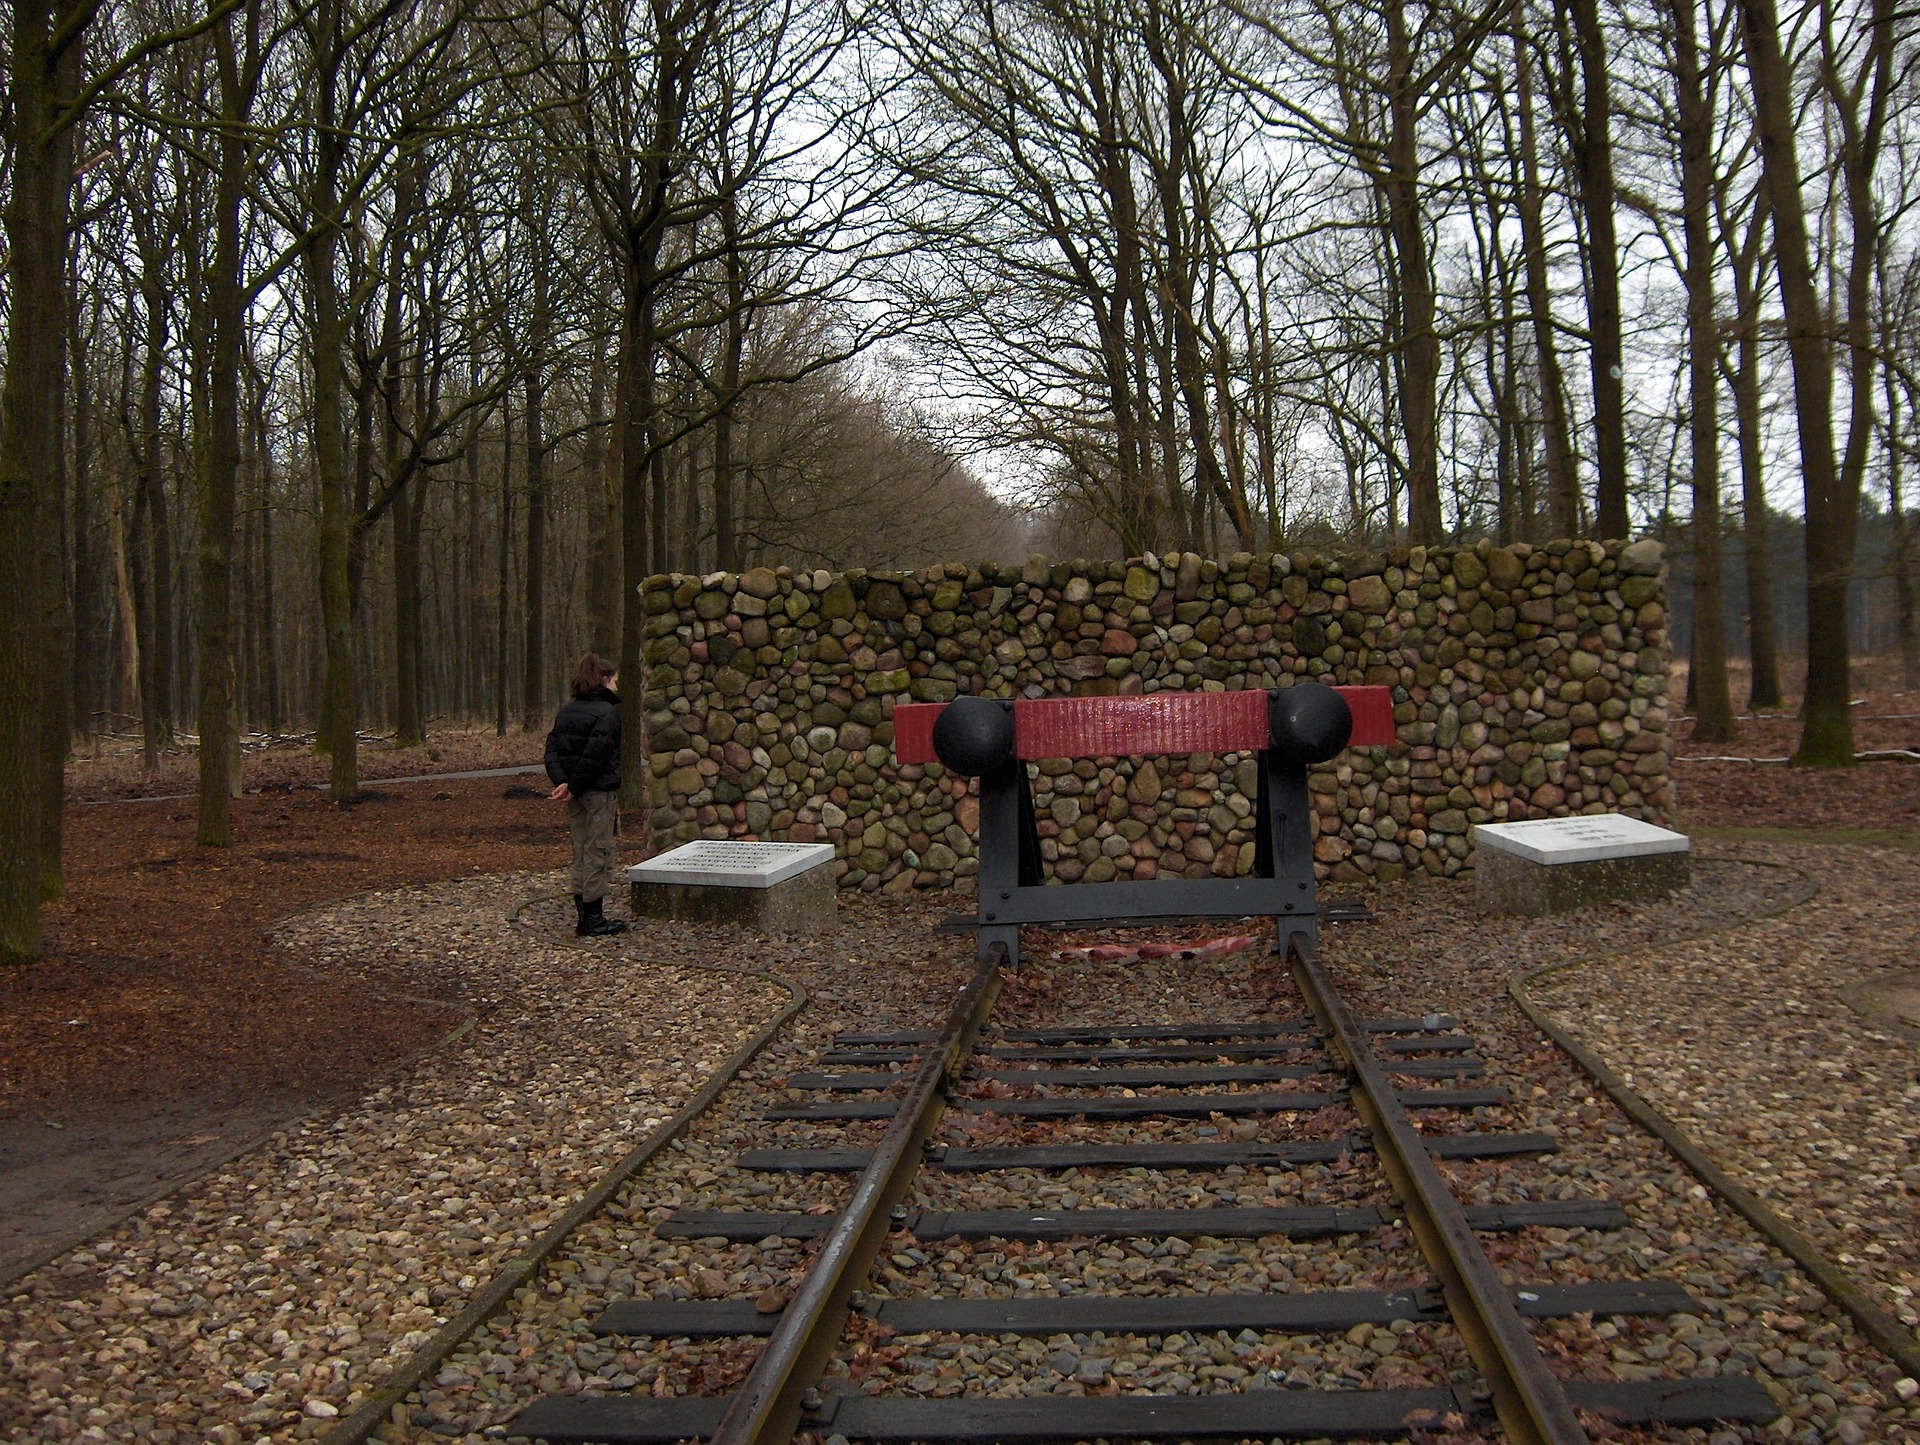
577;897;629;937
572;894;587;933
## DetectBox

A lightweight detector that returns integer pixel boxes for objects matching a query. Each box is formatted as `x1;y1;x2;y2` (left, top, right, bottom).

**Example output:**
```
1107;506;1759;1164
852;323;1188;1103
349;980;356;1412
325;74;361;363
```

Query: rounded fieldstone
1619;537;1665;574
642;549;1670;888
1487;547;1525;589
1347;574;1390;612
1619;575;1661;608
819;581;856;619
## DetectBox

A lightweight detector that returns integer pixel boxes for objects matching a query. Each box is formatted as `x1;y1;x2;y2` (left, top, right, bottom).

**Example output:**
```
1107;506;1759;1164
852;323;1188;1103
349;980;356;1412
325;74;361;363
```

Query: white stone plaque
1472;815;1690;866
627;840;835;890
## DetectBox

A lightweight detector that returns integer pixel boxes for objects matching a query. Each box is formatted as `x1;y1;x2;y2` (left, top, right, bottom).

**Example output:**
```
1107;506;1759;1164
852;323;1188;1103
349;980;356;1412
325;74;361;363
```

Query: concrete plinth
628;841;836;933
1472;816;1690;917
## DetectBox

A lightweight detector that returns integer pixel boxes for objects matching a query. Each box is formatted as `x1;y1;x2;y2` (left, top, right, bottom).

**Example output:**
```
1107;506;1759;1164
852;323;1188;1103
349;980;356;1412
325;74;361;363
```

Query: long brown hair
570;652;617;698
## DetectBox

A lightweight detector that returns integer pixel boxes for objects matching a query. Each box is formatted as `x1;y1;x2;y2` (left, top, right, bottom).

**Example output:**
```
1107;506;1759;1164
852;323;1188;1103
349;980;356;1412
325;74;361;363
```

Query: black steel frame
971;713;1319;962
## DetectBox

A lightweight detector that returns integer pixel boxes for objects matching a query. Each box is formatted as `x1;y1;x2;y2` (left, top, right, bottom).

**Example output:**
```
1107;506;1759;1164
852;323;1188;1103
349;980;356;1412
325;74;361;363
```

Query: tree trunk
462;416;482;716
1483;218;1525;543
617;243;659;818
240;471;259;728
713;200;745;573
648;417;669;579
1143;0;1252;547
495;402;513;738
109;466;142;727
1726;203;1783;709
1887;368;1919;689
134;277;177;767
349;355;378;728
1384;0;1442;544
197;11;250;846
381;152;425;749
1732;350;1784;709
305;0;358;795
521;314;548;731
584;341;616;650
1736;0;1854;763
252;379;284;730
1566;0;1630;537
1671;0;1733;742
1511;21;1579;539
712;385;737;574
681;439;702;572
147;428;179;747
1;0;85;960
70;288;103;743
41;243;72;902
393;473;426;746
1489;311;1517;542
599;366;623;656
311;254;356;794
127;467;155;755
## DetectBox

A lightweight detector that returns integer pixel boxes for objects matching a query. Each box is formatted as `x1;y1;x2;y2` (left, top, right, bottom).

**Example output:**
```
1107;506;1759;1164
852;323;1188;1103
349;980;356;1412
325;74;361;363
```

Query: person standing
545;654;630;937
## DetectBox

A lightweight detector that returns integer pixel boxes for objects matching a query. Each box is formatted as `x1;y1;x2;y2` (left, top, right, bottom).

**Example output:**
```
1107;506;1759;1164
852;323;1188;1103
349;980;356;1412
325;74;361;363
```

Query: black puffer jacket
544;686;621;793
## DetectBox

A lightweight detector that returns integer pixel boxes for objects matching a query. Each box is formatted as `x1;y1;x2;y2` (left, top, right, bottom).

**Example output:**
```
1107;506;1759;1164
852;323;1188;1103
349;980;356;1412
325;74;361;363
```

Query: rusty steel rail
1287;933;1593;1445
708;945;1007;1445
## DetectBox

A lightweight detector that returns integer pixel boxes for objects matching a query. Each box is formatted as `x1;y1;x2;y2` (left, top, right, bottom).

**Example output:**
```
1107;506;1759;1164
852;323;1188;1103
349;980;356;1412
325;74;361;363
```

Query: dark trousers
567;789;619;903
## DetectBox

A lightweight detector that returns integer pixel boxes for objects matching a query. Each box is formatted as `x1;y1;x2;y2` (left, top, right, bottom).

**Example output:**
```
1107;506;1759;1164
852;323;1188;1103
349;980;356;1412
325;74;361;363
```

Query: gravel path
0;872;793;1444
1525;842;1920;1379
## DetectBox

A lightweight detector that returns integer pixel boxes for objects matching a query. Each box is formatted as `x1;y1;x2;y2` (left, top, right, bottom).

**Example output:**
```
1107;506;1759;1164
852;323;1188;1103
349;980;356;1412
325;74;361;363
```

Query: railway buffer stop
893;682;1396;963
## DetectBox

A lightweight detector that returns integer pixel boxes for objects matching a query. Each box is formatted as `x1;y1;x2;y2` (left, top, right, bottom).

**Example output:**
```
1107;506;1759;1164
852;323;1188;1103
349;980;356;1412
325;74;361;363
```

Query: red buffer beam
893;686;1395;767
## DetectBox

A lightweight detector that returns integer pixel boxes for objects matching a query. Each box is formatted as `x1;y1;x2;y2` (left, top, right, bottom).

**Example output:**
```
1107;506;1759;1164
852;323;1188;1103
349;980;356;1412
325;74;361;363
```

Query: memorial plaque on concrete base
629;841;837;932
1472;816;1690;917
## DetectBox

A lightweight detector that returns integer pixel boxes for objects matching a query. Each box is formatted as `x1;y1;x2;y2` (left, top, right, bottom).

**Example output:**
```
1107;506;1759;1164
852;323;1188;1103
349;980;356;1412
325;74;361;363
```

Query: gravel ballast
6;847;1920;1445
1524;841;1920;1377
388;856;1914;1444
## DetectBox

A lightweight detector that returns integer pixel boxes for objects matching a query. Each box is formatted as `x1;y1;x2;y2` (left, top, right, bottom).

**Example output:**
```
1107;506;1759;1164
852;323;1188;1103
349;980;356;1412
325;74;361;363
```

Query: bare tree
1667;0;1734;739
1735;0;1897;763
1509;12;1581;536
1552;0;1632;536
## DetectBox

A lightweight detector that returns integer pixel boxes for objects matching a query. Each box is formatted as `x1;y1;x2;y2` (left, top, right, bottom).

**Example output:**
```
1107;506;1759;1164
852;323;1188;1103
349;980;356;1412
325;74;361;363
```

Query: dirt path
0;763;605;1285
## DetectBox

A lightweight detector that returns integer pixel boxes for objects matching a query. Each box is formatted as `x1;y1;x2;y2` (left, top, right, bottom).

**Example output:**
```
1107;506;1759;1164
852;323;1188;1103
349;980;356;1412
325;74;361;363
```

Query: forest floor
1668;667;1920;835
60;724;544;802
3;729;555;1282
5;686;1919;1285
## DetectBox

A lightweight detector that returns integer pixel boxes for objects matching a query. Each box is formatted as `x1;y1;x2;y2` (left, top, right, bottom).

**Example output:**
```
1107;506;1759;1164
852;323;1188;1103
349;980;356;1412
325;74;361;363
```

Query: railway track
502;925;1779;1445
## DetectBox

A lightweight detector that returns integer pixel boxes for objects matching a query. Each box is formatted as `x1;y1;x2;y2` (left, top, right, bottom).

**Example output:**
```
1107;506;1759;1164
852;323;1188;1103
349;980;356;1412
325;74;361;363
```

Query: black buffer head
932;695;1017;777
1268;683;1353;764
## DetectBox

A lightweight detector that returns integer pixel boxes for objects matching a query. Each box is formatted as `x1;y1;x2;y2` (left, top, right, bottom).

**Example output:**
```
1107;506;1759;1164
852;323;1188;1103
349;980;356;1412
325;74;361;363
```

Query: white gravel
1328;851;1919;1441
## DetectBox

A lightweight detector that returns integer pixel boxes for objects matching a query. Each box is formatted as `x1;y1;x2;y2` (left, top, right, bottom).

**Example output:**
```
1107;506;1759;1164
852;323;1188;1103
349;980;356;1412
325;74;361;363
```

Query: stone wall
639;538;1673;892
